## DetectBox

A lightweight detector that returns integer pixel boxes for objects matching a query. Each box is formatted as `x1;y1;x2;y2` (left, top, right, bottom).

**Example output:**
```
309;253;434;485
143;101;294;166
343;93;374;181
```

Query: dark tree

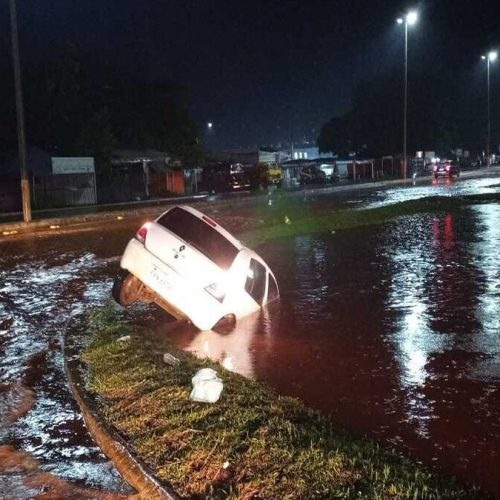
318;67;480;159
318;116;353;156
0;44;201;172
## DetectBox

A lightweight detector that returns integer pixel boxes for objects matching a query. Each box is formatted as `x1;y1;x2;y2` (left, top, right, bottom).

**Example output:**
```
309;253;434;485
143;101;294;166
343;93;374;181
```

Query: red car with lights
433;160;459;179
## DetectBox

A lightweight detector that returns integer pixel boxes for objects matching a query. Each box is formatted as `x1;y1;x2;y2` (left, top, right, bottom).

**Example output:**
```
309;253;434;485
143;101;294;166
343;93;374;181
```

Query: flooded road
165;204;500;494
362;176;500;208
0;173;499;496
0;236;134;496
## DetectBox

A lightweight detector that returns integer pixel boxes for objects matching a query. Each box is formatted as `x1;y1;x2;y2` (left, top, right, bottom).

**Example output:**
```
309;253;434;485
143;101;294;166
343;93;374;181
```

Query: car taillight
135;222;151;244
202;215;217;228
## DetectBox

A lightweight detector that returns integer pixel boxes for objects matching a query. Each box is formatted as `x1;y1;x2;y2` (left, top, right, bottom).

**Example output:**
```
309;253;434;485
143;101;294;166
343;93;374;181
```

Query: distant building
289;146;331;161
0;148;97;211
208;148;285;165
110;149;200;201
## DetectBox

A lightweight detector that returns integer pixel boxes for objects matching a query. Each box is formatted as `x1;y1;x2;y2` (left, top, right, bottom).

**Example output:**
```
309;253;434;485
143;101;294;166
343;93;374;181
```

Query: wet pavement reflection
164;203;500;495
0;235;133;496
361;176;500;208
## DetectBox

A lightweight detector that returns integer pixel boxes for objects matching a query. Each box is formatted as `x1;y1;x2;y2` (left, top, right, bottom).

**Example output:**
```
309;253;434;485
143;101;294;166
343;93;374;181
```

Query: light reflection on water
165;203;500;495
1;194;499;495
469;204;500;380
363;177;500;209
0;247;129;493
178;307;276;378
382;214;461;440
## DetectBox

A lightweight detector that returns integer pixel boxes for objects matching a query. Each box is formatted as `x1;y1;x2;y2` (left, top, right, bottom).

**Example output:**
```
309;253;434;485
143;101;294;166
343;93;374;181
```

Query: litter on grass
163;353;180;366
190;368;223;403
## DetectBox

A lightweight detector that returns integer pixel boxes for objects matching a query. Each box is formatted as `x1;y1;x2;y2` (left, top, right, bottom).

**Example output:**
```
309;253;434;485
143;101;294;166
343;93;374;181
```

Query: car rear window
157;207;239;269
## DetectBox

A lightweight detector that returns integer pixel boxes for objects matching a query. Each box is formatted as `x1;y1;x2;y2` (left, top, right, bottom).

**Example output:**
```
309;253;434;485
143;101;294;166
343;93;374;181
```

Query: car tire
112;271;141;306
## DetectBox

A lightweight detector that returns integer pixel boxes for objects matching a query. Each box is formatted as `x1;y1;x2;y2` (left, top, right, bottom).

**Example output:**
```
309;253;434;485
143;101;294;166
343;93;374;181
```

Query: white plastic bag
190;368;223;403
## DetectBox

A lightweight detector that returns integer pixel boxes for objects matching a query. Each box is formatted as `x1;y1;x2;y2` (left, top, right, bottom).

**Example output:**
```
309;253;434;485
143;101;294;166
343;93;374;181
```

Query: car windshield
157;207;239;270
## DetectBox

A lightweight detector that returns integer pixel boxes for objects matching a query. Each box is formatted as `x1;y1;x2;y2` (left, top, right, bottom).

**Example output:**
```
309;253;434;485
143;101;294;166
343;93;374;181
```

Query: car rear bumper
120;238;225;330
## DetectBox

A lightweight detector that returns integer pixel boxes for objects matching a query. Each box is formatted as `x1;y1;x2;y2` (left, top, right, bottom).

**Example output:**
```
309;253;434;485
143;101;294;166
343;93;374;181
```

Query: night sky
1;0;499;149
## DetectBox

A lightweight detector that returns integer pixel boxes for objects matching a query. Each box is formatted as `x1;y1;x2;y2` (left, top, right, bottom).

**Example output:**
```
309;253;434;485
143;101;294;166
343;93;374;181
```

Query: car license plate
150;264;172;290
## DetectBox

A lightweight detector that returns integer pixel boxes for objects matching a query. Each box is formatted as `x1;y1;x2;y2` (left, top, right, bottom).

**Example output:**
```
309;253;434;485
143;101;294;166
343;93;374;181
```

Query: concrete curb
63;325;180;500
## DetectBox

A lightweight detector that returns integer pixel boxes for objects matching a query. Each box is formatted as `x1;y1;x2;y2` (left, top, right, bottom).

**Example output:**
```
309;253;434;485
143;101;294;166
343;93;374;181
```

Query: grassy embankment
239;192;500;247
83;306;480;499
82;194;498;498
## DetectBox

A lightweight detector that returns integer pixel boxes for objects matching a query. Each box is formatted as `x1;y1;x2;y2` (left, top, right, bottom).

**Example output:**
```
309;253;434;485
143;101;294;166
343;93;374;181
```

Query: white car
112;205;279;331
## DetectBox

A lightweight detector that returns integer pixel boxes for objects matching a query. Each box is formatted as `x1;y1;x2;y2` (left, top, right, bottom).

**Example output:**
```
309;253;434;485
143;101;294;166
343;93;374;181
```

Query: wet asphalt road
0;171;499;497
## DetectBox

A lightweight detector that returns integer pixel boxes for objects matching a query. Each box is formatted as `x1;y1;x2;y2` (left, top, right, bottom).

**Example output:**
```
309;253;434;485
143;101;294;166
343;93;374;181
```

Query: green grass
239;193;500;246
82;306;482;499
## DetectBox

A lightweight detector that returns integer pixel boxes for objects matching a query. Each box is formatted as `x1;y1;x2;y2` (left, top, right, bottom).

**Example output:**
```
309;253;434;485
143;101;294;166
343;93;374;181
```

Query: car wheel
212;313;236;333
112;272;141;306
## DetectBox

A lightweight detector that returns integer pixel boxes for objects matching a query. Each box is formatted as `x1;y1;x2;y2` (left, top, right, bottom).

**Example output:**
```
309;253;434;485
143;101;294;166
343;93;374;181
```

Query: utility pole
9;0;32;222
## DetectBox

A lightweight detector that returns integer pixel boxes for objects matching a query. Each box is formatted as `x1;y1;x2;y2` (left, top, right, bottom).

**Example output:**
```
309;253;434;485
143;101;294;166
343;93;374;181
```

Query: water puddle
0;233;132;495
0;189;499;496
162;203;500;495
363;177;500;208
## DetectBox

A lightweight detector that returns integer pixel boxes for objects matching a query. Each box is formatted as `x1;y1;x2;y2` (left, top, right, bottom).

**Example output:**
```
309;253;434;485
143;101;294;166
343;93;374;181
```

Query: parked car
433;161;460;179
298;165;327;184
112;205;279;331
201;163;252;193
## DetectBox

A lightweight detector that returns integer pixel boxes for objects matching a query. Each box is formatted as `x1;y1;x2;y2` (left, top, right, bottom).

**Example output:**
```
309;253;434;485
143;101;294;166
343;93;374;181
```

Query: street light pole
482;51;497;166
403;19;408;180
397;11;417;180
9;0;32;222
487;56;491;165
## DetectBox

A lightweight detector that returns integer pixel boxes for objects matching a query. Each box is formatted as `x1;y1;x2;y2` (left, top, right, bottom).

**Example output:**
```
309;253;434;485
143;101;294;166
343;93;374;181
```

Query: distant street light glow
397;18;403;24
489;51;498;62
207;122;213;129
406;11;418;25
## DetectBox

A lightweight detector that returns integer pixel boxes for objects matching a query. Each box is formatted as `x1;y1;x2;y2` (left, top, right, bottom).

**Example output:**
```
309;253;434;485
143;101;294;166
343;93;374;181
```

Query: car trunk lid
144;222;225;286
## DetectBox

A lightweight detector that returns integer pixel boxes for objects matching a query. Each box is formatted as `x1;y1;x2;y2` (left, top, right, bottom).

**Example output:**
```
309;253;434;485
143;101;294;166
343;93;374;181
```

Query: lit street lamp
396;10;418;180
481;50;497;166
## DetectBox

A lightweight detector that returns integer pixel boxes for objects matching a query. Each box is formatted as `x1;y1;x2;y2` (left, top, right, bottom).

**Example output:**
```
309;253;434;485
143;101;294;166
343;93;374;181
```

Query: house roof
111;149;171;164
